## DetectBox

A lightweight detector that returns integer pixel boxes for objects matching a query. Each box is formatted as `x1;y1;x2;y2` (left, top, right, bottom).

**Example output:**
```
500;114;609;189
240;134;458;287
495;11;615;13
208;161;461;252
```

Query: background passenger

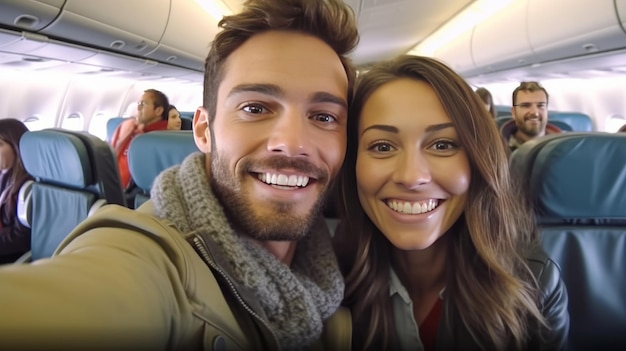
167;105;182;130
500;81;561;151
0;119;33;264
333;56;569;350
618;124;626;133
110;89;170;190
475;86;497;119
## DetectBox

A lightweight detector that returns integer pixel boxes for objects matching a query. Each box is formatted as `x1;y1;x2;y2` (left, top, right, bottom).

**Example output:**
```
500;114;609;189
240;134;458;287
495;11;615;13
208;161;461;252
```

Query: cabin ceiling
345;0;471;67
220;0;473;67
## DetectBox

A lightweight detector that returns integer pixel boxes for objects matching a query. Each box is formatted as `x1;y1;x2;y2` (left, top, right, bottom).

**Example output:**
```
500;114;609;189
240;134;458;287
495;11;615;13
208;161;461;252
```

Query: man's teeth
388;199;438;214
258;173;310;187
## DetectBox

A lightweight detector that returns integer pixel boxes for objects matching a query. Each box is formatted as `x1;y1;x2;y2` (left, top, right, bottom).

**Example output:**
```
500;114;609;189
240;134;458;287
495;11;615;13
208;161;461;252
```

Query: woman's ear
193;107;211;153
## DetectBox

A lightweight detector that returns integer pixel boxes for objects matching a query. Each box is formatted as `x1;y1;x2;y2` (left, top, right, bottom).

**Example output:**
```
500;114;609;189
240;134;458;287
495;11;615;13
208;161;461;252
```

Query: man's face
136;92;162;126
196;31;348;241
512;90;548;138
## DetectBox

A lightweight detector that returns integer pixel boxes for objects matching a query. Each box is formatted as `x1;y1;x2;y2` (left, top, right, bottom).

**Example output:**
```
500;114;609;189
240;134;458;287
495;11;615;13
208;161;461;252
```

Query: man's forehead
518;90;547;101
217;31;348;101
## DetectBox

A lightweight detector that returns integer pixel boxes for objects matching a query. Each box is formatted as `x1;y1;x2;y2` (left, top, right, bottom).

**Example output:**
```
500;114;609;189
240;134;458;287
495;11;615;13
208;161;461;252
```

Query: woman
333;56;569;350
0;119;33;264
476;87;497;119
167;105;182;130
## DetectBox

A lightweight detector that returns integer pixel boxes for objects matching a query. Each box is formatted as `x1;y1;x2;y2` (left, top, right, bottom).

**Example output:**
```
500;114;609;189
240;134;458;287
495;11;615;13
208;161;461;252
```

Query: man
500;81;562;151
0;0;359;349
110;88;170;190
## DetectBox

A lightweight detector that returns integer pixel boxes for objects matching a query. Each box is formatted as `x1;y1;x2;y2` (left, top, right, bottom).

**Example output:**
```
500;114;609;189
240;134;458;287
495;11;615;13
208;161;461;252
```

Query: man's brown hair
203;0;359;123
512;81;549;106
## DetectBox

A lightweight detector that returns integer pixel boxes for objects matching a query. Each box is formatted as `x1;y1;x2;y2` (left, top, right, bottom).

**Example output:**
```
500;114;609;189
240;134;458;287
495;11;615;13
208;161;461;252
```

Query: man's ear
193;107;211;153
155;106;165;121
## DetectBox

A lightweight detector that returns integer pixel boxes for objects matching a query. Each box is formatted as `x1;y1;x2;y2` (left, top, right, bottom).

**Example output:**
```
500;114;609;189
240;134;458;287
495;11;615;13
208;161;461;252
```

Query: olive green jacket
0;202;351;350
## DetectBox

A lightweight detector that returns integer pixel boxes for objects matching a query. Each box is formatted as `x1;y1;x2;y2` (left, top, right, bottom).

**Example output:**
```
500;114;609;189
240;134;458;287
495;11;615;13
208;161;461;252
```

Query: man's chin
242;205;319;241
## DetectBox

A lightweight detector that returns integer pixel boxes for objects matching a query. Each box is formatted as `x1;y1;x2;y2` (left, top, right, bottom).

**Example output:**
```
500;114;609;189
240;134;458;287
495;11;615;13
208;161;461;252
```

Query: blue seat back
179;111;194;131
495;105;510;117
106;117;130;143
20;129;125;260
496;115;512;129
127;131;198;207
510;132;626;349
548;111;594;132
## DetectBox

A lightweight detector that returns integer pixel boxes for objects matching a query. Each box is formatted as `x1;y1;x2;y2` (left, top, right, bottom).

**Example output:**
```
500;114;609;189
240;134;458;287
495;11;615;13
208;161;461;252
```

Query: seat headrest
106;117;129;143
20;130;92;188
128;131;198;191
548;111;593;132
511;133;626;223
180;118;193;130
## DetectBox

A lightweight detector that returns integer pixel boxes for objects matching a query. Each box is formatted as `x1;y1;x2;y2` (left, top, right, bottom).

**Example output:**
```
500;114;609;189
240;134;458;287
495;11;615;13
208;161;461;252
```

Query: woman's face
0;138;16;172
356;78;471;251
167;109;182;130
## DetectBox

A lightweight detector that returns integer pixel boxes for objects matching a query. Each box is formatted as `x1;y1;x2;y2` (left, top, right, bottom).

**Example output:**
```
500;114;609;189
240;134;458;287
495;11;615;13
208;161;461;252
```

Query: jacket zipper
191;234;280;350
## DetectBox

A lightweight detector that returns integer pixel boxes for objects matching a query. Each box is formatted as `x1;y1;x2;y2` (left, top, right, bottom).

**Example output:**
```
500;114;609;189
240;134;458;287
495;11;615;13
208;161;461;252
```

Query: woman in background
476;86;497;119
167;105;182;130
0;119;33;264
333;55;569;350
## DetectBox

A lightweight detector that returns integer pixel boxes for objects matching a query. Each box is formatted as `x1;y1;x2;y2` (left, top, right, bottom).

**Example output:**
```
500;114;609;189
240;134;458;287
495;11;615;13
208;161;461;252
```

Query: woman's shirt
390;268;443;351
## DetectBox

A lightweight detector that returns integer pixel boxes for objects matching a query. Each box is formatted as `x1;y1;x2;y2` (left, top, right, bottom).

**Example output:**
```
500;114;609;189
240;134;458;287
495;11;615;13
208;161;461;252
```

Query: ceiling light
408;0;515;56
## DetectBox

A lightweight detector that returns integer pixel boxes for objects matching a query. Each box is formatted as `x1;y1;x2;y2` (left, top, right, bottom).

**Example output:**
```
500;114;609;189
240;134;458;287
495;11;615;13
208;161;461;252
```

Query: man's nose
266;112;312;157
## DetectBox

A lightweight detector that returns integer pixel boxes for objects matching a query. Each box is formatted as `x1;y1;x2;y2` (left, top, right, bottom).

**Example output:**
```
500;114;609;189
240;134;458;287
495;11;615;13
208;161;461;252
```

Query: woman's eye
368;141;394;152
430;140;458;151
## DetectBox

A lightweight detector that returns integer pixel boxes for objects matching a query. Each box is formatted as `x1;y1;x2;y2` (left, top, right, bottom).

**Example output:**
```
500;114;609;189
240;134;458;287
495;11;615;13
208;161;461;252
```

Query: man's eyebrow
227;85;347;109
228;84;283;98
311;92;347;109
361;122;454;136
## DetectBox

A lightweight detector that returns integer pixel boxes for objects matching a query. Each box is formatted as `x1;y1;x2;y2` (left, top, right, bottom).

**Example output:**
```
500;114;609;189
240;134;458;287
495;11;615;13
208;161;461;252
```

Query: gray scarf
150;152;344;349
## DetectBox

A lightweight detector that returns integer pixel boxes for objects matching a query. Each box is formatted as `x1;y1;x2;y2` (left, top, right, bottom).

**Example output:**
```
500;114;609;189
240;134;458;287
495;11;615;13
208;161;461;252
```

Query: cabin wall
0;68;202;139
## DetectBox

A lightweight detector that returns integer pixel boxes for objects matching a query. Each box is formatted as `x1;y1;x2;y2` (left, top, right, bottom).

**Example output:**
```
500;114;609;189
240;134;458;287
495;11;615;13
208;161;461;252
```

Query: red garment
110;119;169;189
419;298;442;351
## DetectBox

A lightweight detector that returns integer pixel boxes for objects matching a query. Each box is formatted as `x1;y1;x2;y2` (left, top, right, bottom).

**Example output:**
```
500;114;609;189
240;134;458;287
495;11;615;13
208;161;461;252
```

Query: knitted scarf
150;152;344;349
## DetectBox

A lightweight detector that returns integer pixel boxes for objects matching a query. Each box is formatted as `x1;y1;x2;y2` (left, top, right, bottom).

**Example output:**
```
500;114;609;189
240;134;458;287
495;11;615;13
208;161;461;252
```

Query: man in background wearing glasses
500;81;562;151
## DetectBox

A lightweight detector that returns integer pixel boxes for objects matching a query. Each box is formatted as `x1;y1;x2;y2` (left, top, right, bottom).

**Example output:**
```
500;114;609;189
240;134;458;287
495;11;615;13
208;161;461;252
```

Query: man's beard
209;150;330;241
517;115;544;137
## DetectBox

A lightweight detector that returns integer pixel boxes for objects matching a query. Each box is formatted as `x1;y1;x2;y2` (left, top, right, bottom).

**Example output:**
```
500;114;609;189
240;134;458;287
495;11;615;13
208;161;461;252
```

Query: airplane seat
510;132;626;350
496;115;513;129
180;118;193;130
16;180;34;228
106;117;130;143
179;111;195;119
17;129;126;262
548;111;594;132
495;105;510;117
548;119;573;132
128;131;198;208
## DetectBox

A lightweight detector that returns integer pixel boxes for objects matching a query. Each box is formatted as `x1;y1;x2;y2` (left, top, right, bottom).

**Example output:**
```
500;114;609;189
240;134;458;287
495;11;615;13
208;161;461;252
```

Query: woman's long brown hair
0;119;31;220
333;55;546;350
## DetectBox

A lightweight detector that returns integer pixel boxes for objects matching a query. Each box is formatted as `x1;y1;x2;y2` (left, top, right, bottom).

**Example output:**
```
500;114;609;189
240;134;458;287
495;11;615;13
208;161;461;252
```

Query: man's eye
312;114;337;123
242;104;266;114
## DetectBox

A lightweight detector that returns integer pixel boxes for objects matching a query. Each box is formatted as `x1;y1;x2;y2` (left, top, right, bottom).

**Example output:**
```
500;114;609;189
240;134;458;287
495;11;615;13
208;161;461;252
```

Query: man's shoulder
57;202;185;253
